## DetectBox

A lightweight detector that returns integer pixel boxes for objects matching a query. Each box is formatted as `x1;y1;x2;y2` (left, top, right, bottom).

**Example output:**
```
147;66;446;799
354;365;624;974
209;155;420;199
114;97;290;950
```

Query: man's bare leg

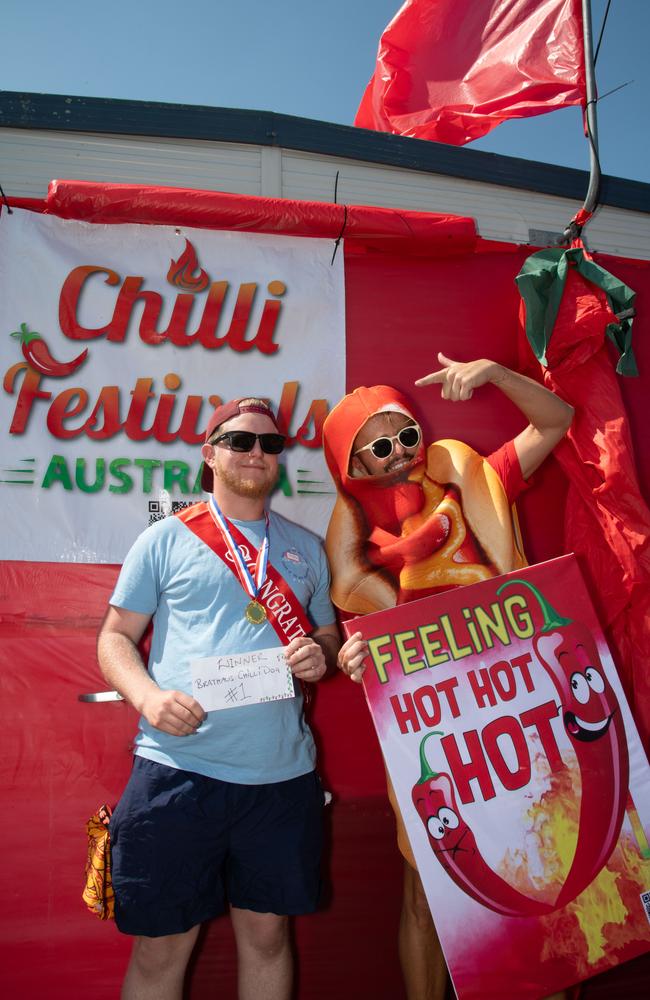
399;862;447;1000
231;907;292;1000
121;925;200;1000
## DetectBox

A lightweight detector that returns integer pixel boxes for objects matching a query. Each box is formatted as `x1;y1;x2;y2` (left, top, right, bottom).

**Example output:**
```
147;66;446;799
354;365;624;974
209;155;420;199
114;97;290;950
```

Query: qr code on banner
641;891;650;925
148;496;195;526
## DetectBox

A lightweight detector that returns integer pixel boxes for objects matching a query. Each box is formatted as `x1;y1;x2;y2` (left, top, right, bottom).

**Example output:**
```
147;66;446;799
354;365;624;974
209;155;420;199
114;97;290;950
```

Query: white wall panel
1;128;648;260
281;150;650;260
0;128;263;198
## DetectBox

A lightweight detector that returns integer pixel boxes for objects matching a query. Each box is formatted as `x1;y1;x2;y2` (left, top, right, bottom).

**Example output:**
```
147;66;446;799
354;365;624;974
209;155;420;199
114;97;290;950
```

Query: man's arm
415;353;574;480
97;604;205;736
285;623;340;682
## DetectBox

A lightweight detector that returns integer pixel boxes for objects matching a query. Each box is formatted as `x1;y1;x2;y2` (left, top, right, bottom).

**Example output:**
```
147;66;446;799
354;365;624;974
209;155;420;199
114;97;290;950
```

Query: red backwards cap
201;397;280;492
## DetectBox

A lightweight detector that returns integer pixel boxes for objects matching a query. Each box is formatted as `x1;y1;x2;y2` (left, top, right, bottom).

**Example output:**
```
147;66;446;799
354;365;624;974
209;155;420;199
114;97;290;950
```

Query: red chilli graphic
412;731;551;917
11;323;88;377
497;578;629;907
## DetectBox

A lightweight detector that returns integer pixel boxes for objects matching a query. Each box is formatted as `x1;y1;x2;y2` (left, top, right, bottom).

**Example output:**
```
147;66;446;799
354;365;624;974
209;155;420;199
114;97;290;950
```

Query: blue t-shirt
110;508;335;784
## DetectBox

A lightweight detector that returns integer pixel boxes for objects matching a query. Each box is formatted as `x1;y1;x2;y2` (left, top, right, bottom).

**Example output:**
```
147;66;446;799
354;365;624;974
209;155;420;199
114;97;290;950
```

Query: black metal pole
563;0;601;242
582;0;601;215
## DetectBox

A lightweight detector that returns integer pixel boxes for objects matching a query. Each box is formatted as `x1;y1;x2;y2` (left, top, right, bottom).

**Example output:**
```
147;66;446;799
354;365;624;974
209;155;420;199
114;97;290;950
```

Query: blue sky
2;1;648;183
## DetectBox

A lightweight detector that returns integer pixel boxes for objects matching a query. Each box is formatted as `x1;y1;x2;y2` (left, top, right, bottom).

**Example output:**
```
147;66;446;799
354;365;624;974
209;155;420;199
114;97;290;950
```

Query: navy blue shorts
109;756;325;937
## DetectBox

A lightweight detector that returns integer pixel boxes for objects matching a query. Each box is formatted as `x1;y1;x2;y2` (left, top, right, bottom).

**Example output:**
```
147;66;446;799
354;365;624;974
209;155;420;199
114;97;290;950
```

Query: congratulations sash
176;502;311;645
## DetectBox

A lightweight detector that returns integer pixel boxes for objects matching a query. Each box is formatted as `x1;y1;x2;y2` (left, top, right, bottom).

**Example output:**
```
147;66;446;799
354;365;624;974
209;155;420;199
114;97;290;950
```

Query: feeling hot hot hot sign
348;555;650;999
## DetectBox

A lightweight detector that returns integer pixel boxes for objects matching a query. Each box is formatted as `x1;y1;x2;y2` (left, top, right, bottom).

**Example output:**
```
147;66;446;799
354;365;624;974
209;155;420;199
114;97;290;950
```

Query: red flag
356;0;586;145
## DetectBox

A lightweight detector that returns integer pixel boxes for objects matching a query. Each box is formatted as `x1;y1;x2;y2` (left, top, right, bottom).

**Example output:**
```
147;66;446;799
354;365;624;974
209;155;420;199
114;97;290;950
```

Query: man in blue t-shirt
98;396;339;1000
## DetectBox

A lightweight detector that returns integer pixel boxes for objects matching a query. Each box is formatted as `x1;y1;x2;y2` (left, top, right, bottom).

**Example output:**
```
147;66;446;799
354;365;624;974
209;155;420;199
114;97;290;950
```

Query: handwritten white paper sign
191;646;295;712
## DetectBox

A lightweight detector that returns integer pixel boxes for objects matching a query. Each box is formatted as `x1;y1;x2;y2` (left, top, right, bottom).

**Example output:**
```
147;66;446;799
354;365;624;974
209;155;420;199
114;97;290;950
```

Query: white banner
0;209;345;562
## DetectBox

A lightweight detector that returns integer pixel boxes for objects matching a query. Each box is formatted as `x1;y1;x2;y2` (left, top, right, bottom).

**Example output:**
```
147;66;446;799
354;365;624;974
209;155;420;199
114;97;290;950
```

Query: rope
594;0;613;64
331;204;348;266
331;169;347;265
0;182;13;216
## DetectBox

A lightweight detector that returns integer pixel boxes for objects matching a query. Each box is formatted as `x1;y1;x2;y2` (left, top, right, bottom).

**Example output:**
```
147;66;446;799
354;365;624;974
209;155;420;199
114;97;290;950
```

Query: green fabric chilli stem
515;246;637;376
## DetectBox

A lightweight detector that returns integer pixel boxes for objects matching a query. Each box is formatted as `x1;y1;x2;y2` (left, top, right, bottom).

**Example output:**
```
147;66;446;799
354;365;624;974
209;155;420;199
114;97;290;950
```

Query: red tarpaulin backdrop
1;183;649;999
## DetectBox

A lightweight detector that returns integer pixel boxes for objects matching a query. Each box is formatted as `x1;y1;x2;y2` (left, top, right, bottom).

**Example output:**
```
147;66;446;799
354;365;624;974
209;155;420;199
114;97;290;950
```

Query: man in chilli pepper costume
98;397;339;1000
328;354;573;1000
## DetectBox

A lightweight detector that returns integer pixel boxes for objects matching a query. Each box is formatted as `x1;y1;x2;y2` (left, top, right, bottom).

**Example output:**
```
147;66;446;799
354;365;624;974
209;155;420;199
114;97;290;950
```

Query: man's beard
214;462;277;499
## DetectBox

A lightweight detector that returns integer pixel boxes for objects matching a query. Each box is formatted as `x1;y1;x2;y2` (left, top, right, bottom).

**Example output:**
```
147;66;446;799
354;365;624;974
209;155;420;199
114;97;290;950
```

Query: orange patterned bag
82;804;115;920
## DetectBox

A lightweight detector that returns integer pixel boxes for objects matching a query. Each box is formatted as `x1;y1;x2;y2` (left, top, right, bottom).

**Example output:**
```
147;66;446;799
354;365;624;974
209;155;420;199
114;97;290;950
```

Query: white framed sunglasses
353;423;422;460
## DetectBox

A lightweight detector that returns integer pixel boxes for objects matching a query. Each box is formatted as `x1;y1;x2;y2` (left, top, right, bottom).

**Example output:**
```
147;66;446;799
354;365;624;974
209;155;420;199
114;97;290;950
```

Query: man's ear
201;443;214;466
349;454;369;478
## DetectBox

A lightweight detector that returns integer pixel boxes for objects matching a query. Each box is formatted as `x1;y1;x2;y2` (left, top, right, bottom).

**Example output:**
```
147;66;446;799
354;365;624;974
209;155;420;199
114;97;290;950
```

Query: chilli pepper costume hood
323;385;526;615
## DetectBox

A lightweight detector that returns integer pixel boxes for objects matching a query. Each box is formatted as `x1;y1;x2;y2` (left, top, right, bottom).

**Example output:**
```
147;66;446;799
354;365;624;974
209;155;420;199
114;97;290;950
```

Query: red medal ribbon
176;502;312;646
207;496;270;604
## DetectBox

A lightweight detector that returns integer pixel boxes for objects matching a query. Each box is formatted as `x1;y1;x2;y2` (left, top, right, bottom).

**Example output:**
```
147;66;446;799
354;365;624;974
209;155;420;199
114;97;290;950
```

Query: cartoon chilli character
413;732;551;917
498;579;630;907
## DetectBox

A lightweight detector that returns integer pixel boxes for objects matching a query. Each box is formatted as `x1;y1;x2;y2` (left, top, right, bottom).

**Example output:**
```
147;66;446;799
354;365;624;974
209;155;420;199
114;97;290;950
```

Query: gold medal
245;600;267;625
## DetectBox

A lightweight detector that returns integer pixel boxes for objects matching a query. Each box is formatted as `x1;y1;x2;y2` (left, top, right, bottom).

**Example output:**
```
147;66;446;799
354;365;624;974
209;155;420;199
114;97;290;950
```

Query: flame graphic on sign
499;751;650;978
538;832;650;978
167;239;210;292
498;752;578;906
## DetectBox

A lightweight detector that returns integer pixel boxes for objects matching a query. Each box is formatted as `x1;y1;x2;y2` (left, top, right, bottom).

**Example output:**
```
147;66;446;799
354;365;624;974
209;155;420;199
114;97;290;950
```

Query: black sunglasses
353;423;421;460
211;430;286;454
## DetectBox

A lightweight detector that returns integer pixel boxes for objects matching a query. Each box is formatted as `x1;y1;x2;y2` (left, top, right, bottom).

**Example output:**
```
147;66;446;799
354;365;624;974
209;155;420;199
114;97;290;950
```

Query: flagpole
564;0;601;241
582;0;600;214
